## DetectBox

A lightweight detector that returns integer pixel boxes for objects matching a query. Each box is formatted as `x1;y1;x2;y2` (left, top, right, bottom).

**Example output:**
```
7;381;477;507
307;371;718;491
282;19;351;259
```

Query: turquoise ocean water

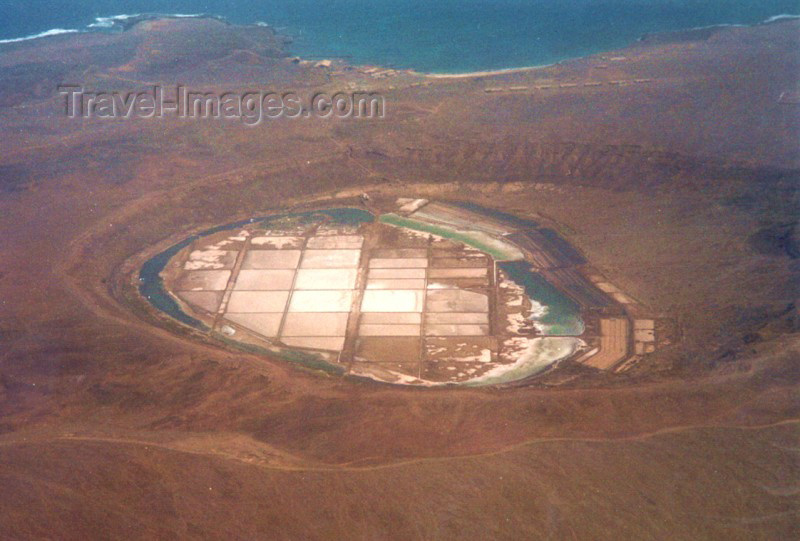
1;1;797;73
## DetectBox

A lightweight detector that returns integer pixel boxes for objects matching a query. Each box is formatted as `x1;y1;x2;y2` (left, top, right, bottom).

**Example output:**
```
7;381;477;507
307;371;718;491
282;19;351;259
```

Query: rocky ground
0;17;797;540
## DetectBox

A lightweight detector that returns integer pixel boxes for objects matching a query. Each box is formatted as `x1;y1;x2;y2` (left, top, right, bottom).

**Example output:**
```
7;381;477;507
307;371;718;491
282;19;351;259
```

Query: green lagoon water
499;261;584;336
379;213;524;260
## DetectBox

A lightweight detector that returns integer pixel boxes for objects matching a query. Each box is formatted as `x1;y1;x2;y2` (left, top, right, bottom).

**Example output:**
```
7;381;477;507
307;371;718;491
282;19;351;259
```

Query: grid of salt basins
218;233;364;352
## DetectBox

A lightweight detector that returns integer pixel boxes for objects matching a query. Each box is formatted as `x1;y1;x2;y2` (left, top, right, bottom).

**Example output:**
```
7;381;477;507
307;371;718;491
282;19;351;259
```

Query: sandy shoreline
415;64;556;80
399;15;799;80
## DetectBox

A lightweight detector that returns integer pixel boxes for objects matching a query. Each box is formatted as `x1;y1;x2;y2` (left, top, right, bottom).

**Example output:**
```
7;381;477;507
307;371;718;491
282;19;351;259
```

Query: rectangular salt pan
368;268;426;279
226;291;290;313
250;237;304;249
366;279;426;290
369;258;428;269
176;270;232;291
425;312;489;324
359;324;421;337
294;269;358;290
428;268;488;279
282;312;349;337
300;250;361;268
426;289;489;312
288;290;354;312
361;313;422;324
306;236;364;249
184;250;238;270
361;290;425;313
371;248;427;258
225;313;283;337
242;250;301;269
425;324;489;336
234;269;295;290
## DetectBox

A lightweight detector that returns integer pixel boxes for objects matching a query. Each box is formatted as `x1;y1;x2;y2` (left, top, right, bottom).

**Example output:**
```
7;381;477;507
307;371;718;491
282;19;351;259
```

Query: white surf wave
89;13;207;29
638;13;798;43
1;13;213;45
763;14;800;24
88;14;143;28
0;28;80;44
685;22;746;31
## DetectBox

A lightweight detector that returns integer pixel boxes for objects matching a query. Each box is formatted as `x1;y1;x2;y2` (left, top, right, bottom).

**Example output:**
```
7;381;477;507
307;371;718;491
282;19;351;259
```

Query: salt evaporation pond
138;201;595;386
139;208;374;329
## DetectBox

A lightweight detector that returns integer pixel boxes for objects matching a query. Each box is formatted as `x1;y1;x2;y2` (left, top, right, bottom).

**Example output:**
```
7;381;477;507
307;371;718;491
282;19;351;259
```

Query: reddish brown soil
0;17;797;540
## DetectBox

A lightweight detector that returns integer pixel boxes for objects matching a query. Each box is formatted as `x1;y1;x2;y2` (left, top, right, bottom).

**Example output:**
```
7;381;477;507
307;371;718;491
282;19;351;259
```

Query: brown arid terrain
0;16;798;540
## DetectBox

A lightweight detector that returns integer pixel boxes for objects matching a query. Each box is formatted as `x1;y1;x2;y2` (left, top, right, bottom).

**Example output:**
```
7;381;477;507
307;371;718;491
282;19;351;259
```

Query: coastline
415;64;556;80
0;12;216;44
411;13;799;79
1;10;798;78
0;27;80;44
